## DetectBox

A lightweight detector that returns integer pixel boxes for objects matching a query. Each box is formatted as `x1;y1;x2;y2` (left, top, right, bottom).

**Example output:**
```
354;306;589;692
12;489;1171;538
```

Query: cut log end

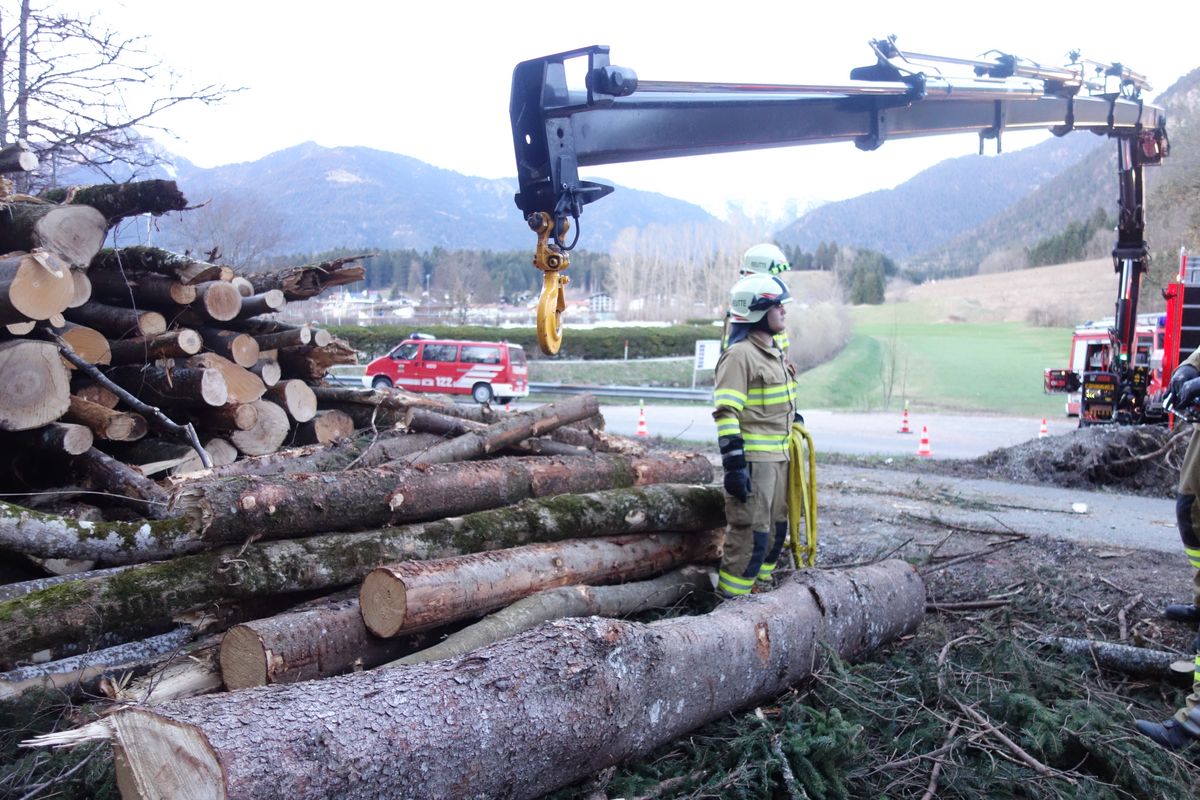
112;708;224;800
35;206;107;269
0;340;71;431
218;625;268;690
360;570;408;639
1;252;75;322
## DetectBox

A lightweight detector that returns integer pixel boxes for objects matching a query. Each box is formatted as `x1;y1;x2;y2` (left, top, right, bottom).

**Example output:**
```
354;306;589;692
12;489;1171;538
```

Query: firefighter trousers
1174;494;1200;724
719;460;788;597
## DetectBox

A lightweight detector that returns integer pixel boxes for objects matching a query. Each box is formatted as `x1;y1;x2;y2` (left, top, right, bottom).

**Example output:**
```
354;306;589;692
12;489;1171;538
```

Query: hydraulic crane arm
510;40;1168;367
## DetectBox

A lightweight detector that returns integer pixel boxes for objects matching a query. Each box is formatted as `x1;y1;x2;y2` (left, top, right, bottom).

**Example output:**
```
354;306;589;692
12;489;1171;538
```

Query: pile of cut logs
0;171;925;800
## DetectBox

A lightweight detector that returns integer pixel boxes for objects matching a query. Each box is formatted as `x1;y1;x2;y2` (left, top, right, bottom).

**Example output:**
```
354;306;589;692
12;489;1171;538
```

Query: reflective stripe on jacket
713;334;795;461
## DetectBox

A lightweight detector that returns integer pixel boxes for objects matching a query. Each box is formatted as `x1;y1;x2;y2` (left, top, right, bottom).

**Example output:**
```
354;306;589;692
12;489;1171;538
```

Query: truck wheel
372;376;393;390
472;383;494;404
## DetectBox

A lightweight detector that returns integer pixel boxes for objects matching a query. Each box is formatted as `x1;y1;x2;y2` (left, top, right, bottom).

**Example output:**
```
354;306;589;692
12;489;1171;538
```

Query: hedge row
325;324;719;360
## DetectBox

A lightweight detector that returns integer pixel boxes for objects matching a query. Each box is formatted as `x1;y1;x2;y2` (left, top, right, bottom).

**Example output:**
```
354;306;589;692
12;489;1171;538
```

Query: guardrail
529;383;711;401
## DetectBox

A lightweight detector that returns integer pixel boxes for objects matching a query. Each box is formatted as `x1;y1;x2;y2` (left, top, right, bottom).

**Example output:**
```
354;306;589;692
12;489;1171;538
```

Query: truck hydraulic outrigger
509;38;1169;424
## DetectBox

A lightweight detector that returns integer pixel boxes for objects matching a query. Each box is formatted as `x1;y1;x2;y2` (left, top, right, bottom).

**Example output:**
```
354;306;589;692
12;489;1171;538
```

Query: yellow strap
787;424;818;567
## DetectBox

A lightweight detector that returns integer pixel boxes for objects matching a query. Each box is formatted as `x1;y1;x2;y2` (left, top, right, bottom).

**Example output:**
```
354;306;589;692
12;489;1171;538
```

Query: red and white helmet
729;274;792;323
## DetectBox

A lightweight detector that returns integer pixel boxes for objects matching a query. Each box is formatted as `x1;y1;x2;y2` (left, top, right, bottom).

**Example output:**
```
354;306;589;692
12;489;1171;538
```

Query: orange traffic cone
899;407;912;434
916;425;932;457
1038;418;1048;438
636;401;649;438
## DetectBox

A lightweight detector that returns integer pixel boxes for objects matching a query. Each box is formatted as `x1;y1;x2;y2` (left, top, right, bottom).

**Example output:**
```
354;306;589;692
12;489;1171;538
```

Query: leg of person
718;463;771;599
754;461;789;588
1164;494;1200;624
1135;654;1200;751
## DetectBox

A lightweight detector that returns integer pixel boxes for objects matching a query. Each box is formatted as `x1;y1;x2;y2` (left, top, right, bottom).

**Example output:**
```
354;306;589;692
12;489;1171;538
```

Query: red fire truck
1053;315;1164;419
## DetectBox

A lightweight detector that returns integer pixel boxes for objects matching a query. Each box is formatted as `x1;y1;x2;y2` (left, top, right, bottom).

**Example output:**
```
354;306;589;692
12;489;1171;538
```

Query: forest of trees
1025;207;1114;268
782;241;899;305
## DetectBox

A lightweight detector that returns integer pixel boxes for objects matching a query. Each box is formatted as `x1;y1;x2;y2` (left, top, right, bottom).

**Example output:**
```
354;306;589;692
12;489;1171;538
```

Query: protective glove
1179;375;1200;410
1171;364;1200;399
792;412;805;430
723;466;751;502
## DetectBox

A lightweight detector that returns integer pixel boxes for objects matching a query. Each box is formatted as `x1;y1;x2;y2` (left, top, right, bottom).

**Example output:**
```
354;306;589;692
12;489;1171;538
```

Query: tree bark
276;339;357;381
362;532;719;638
0;203;106;267
192;403;259;433
39;179;188;224
0;250;74;323
0;340;71;431
0;140;38;173
291;409;354;445
248;326;310;351
87;269;197;307
105;364;228;409
229;400;290;456
64;301;166;338
264;379;317;423
170;438;239;477
100;561;924;800
248;357;281;387
179;280;243;323
1038;636;1195;680
219;592;420;690
403;395;600;465
65;395;146;441
0;484;723;659
392;567;712;666
107;329;203;365
71;380;120;409
187;431;445;479
247;255;370;300
91;247;227;285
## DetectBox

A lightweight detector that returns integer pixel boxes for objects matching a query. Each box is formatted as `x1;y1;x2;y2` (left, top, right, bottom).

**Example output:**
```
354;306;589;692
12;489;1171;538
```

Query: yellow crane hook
528;212;571;355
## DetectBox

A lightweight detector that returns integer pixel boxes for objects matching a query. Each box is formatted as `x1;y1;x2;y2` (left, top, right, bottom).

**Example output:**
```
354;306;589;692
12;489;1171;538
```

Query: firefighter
1135;353;1200;750
721;243;792;353
713;273;797;598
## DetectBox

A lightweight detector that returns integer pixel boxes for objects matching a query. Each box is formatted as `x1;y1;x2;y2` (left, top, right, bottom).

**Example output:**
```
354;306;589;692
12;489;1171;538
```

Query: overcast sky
56;0;1199;219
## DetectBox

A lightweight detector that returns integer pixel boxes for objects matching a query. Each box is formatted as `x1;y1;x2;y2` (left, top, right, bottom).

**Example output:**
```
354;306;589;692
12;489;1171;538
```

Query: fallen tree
0;452;714;564
0;484;724;663
67;561;923;800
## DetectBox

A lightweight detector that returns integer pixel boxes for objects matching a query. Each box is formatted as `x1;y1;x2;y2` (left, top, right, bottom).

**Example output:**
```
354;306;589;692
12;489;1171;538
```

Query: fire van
363;337;529;404
1049;314;1164;417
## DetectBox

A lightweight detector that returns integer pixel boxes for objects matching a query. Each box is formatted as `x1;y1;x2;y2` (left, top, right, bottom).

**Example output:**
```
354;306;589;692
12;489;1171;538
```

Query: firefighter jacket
713;334;796;462
1180;348;1200;497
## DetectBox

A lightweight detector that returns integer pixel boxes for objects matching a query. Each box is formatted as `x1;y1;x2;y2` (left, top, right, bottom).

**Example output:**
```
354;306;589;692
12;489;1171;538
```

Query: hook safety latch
528;212;571;355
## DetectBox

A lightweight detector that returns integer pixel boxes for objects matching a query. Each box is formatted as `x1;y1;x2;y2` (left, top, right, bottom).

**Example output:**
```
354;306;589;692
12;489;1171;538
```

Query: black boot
1164;604;1200;624
1135;719;1199;751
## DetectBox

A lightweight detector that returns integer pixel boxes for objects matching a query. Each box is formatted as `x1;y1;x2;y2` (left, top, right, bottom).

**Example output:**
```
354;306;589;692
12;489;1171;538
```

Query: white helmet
740;243;790;276
729;274;792;323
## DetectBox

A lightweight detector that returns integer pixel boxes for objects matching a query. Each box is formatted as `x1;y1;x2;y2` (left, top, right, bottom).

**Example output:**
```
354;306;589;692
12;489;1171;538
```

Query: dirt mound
932;424;1186;497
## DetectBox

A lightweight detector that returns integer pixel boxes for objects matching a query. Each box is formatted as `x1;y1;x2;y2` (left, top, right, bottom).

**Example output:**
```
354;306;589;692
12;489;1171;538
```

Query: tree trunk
233;290;285;319
402;407;486;437
247;255;370;300
362;532;719;638
276;339;357;381
198;328;260;368
403;395;600;465
0;203;106;267
72;447;171;515
91;247;227;285
107;329;204;364
101;561;924;800
291;409;354;445
0;140;38;173
393;567;712;666
184;353;265;404
180;280;243;323
192;403;259;433
0;250;74;323
248;326;310;351
170;438;239;476
64;302;166;338
265;379;317;423
71;380;120;409
0;484;723;658
87;269;197;307
68;269;92;308
189;431;445;479
8;421;93;455
105;364;228;409
219;592;420;690
1039;636;1195;680
0;340;71;430
106;639;223;706
39;179;188;224
229;400;290;456
249;357;281;387
42;320;110;365
66;395;146;441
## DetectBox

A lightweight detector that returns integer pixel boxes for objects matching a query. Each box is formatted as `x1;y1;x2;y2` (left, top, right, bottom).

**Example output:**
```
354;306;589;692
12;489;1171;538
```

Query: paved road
590;405;1079;460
